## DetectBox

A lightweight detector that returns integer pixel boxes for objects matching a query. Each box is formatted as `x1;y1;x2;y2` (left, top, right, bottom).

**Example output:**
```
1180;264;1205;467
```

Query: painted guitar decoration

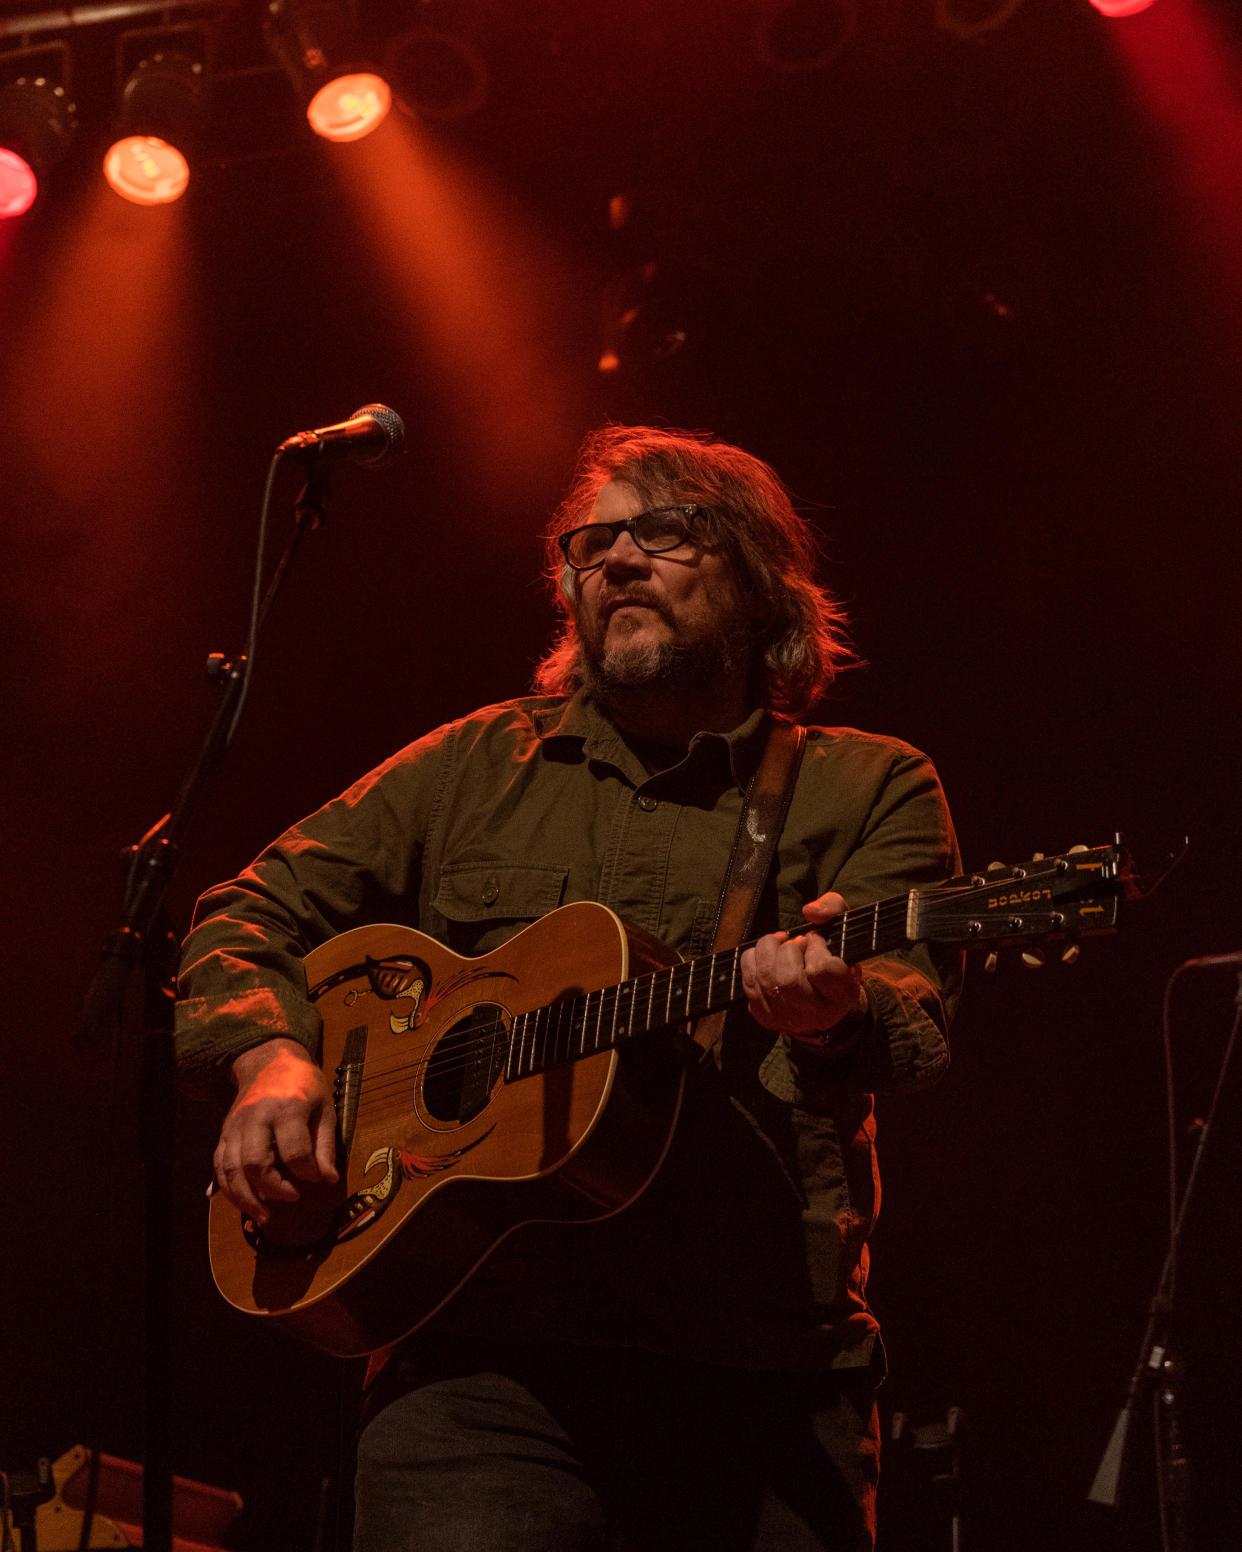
209;840;1137;1355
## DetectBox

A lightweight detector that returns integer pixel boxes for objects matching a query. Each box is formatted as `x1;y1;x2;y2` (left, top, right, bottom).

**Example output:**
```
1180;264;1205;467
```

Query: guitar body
207;901;686;1356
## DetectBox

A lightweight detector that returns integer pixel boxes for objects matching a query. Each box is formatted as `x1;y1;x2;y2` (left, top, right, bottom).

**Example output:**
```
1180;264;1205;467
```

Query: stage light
103;40;207;204
1090;0;1157;15
307;72;390;141
0;148;37;218
265;0;391;143
0;51;78;219
384;28;489;123
103;136;189;205
934;0;1027;40
756;0;857;74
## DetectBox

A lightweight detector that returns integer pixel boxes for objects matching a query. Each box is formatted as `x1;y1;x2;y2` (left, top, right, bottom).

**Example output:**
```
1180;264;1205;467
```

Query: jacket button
481;883;500;904
637;794;658;812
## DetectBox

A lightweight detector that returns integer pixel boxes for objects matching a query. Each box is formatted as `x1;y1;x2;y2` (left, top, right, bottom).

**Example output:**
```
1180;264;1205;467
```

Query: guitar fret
672;962;690;1022
533;1006;547;1075
639;971;655;1037
535;1005;548;1072
574;992;586;1059
540;1005;552;1071
710;950;732;1010
551;999;565;1066
565;997;578;1064
591;987;604;1054
507;1011;522;1080
565;998;581;1062
614;979;633;1041
504;1012;517;1079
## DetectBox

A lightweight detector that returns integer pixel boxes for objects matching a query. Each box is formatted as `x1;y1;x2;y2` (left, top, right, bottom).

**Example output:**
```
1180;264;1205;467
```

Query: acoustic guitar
208;841;1132;1355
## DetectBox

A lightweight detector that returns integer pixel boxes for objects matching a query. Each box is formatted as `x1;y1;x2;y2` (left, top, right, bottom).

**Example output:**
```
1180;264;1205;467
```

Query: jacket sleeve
174;725;451;1095
789;740;963;1099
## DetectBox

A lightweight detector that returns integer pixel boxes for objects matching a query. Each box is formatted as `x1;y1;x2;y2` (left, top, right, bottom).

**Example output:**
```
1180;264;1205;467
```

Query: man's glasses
556;504;704;572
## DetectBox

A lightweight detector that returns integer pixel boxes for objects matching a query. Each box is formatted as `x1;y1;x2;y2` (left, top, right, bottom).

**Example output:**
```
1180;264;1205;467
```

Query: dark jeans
354;1336;879;1552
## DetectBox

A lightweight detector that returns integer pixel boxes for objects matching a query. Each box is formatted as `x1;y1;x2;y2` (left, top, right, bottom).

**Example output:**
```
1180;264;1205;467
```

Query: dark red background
3;2;1239;1548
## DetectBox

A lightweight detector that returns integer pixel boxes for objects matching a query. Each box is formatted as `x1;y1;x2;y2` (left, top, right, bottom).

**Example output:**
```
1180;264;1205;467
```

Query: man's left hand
741;891;867;1049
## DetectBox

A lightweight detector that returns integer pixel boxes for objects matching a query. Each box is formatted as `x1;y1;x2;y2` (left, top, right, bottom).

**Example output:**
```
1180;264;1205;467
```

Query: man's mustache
597;587;673;622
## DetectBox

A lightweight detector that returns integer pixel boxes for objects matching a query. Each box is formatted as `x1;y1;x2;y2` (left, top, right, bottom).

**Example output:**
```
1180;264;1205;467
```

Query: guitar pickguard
243;1128;496;1261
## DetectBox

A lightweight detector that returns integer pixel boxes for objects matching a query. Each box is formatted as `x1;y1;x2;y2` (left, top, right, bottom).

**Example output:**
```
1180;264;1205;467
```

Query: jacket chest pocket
431;861;569;956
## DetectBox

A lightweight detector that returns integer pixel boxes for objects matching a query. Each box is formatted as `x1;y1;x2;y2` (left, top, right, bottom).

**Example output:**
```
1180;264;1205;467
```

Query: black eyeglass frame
556;504;705;572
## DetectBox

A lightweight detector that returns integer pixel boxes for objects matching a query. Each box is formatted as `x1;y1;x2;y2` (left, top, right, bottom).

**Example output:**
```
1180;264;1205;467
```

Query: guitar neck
504;891;917;1082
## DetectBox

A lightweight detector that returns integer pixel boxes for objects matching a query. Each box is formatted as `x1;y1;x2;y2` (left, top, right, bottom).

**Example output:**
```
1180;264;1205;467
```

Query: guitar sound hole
422;1003;506;1123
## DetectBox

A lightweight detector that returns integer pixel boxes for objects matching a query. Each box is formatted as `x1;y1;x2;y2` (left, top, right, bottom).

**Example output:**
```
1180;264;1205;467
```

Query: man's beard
577;602;753;703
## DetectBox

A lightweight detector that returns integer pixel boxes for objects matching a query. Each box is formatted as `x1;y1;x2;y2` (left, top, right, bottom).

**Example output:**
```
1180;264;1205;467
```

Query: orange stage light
1;168;194;518
332;114;583;501
0;147;37;218
307;71;391;142
1091;0;1157;15
103;135;190;205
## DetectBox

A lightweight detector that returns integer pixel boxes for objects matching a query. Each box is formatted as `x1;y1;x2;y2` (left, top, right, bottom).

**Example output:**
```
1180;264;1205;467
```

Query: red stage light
1090;0;1157;15
0;147;38;218
307;72;390;142
0;65;77;216
103;135;189;204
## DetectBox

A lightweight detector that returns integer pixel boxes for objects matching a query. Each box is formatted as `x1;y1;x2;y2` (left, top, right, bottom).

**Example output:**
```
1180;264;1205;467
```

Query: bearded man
177;424;961;1552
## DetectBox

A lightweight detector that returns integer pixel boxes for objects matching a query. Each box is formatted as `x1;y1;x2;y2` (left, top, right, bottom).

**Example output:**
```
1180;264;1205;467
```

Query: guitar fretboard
504;891;917;1082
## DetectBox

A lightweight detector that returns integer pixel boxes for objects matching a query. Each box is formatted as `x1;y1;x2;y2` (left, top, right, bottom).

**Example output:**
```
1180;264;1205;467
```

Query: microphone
278;404;405;466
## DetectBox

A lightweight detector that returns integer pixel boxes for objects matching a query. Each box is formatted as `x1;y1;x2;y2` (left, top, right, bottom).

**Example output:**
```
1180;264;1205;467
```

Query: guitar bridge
333;1025;367;1165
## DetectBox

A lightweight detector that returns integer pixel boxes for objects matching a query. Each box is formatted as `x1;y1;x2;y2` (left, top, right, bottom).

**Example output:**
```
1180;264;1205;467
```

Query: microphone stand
76;460;330;1552
1089;963;1242;1550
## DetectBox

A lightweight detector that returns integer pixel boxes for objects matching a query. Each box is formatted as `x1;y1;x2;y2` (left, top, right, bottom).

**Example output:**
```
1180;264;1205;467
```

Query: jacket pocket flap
433;861;568;924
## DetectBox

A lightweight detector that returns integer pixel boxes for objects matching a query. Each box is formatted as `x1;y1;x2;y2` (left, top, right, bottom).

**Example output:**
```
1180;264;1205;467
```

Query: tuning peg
1021;949;1046;969
1031;852;1045;861
984;951;999;973
1068;844;1088;854
1061;943;1081;965
987;860;1005;872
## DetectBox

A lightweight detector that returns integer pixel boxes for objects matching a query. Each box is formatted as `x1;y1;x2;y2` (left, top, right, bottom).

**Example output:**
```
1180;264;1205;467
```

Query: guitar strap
693;716;807;1059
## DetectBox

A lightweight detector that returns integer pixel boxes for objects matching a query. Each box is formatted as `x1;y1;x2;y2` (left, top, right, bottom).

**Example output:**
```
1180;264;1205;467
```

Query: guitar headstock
917;841;1135;958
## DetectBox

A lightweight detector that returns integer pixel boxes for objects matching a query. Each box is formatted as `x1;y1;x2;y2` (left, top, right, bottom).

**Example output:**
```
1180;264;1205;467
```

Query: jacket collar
533;690;771;792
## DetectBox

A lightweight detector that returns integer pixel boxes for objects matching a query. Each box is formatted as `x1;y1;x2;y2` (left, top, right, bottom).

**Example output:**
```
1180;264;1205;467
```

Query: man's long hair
532;425;855;718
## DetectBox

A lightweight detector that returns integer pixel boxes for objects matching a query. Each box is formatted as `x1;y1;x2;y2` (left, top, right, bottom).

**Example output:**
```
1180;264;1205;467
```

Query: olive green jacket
177;692;961;1370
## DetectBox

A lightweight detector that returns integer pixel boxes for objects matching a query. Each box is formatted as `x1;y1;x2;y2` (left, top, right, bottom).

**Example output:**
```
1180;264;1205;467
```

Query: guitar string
349;882;1068;1123
347;901;917;1093
342;876;1072;1120
347;894;933;1099
350;958;719;1114
345;897;930;1110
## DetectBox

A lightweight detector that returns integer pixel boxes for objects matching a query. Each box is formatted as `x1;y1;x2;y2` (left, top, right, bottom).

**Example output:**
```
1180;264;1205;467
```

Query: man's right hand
213;1038;339;1224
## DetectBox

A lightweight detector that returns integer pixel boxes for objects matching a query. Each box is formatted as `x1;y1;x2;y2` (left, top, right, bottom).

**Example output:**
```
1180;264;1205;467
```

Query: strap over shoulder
694;718;806;1057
